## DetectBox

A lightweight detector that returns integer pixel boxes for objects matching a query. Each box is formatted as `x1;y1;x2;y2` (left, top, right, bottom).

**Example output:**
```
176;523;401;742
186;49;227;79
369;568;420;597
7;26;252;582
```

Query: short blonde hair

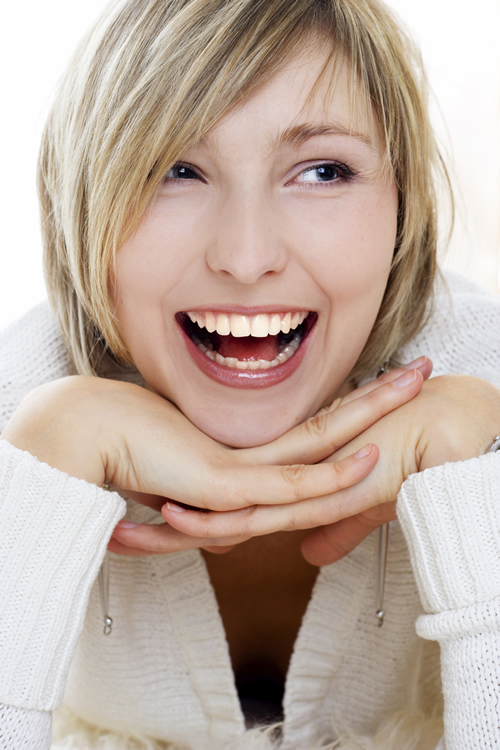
39;0;450;378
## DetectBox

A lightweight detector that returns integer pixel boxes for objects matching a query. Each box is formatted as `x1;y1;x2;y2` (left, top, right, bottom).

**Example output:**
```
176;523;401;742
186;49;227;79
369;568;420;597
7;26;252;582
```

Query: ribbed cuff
0;440;126;711
397;453;500;614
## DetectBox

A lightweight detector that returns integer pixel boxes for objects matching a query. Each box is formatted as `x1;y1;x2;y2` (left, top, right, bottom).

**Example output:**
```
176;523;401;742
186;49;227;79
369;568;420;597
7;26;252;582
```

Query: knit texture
0;441;126;710
0;704;51;749
0;271;499;749
398;454;500;613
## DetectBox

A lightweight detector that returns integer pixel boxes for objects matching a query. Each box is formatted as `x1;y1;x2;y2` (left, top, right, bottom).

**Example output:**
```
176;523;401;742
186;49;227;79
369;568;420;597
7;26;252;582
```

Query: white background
1;0;499;330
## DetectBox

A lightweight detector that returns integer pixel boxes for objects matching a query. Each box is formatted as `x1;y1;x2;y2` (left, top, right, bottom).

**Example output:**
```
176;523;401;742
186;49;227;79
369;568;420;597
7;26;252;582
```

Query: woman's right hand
0;358;430;554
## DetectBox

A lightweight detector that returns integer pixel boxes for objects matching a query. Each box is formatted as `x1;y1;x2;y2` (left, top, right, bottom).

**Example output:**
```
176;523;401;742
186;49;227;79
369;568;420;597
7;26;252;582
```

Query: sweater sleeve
0;439;126;748
397;452;500;749
0;704;52;749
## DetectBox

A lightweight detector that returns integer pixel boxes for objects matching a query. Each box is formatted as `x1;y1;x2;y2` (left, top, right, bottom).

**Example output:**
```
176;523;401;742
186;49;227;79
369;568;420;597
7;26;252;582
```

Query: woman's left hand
152;374;500;565
301;374;500;565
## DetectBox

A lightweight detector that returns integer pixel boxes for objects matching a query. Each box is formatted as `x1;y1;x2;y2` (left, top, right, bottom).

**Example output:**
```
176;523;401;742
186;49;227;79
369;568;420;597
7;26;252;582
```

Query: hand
102;357;431;555
302;374;500;565
0;360;428;557
154;372;500;565
1;375;379;515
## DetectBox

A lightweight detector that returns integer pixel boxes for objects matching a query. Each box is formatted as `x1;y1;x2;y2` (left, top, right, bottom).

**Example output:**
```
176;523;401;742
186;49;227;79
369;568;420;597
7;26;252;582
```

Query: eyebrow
273;122;374;150
196;121;375;156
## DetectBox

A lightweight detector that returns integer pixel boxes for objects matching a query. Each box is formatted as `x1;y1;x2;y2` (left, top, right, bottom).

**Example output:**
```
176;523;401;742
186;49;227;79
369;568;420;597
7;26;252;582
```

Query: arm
0;441;126;748
0;364;425;746
0;705;52;750
398;453;500;750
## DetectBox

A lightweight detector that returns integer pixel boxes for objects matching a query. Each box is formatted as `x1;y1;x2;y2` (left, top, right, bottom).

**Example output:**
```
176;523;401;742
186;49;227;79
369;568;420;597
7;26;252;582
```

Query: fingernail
393;369;417;388
116;520;140;529
165;502;186;513
355;444;372;459
403;356;427;370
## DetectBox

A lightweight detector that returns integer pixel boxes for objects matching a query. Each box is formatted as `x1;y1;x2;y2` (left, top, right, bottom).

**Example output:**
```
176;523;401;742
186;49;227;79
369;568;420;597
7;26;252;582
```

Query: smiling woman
111;49;398;444
1;1;500;750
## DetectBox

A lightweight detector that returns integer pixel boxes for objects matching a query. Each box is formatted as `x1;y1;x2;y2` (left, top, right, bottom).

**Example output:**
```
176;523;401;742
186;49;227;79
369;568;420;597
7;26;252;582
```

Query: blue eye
296;163;353;184
166;164;199;180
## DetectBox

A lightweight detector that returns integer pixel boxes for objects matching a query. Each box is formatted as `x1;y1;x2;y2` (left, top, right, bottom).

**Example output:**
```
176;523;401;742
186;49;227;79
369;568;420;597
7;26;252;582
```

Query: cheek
112;210;196;340
288;185;398;310
111;238;170;360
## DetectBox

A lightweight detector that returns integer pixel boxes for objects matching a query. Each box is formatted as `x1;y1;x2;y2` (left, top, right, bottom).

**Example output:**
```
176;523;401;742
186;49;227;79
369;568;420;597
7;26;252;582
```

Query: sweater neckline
148;535;374;745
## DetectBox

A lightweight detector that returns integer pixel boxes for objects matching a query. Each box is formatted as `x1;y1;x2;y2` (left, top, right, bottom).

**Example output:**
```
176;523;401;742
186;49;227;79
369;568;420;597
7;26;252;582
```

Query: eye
165;163;200;181
295;162;353;184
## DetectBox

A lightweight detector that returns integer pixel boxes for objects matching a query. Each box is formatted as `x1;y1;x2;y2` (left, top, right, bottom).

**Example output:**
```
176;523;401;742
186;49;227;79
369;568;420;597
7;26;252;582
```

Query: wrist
416;376;500;472
1;376;107;486
398;452;500;613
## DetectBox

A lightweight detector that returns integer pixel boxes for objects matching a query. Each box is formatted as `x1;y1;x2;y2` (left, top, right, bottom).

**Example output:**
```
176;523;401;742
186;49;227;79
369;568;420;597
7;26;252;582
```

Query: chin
190;408;303;449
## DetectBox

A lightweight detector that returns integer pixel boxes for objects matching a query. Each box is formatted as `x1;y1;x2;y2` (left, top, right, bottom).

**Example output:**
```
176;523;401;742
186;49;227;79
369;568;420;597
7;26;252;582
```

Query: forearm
398;453;500;749
0;704;51;750
0;440;125;732
418;598;500;748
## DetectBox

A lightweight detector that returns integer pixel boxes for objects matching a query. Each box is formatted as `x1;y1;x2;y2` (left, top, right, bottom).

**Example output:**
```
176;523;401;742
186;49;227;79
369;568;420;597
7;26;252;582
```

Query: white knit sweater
0;271;500;750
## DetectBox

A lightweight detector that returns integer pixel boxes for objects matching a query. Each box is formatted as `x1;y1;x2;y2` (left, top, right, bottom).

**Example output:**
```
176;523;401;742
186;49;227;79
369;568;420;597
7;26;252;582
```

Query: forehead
199;42;378;156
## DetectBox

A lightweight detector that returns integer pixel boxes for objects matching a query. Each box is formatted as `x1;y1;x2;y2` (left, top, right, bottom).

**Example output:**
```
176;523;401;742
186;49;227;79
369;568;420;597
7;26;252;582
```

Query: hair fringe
39;0;452;380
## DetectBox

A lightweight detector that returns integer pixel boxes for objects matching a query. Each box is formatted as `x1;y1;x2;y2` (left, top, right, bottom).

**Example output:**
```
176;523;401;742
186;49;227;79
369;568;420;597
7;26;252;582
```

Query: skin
107;46;412;676
1;363;430;682
112;46;398;447
104;45;500;576
2;43;499;682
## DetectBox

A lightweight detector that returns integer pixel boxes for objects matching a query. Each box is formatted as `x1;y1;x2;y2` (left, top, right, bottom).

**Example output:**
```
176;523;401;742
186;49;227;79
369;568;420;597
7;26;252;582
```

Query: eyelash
163;161;356;186
294;162;355;186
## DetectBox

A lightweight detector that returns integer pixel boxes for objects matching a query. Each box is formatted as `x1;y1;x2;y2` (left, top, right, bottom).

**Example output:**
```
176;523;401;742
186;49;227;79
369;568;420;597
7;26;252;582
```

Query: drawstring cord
98;553;113;636
376;524;389;626
375;359;391;627
99;482;113;635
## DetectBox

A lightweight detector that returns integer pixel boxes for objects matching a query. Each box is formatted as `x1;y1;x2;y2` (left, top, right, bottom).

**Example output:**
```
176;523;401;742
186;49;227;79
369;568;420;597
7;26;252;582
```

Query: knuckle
366;382;385;403
327;396;343;413
238;505;259;535
281;508;298;532
304;412;329;439
330;460;345;482
281;464;308;495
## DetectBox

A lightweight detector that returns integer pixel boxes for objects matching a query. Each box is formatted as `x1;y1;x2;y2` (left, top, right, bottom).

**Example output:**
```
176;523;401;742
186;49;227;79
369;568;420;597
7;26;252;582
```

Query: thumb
301;503;396;566
202;544;238;554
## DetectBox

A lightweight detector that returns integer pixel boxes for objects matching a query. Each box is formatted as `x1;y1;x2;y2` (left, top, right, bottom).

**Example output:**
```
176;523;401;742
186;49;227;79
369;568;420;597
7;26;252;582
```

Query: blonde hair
39;0;450;378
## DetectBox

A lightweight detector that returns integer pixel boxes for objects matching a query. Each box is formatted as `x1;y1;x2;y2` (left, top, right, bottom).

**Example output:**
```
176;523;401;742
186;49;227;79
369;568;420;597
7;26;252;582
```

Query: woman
0;0;499;748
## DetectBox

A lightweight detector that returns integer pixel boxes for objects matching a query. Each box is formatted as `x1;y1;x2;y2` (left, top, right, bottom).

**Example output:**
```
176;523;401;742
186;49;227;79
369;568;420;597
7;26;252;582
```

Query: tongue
218;334;279;361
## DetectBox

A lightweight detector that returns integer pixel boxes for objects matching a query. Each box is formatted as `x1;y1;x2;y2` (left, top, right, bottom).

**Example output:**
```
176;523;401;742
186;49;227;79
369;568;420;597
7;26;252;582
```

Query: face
112;44;398;448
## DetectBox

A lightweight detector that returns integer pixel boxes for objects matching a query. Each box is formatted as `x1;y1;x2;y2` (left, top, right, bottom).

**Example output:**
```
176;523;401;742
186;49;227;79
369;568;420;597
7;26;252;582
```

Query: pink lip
176;313;316;389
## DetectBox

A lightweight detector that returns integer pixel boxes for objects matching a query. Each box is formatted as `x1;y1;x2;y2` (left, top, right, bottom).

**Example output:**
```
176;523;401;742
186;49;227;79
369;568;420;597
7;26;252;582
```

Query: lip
176;310;317;389
183;305;310;315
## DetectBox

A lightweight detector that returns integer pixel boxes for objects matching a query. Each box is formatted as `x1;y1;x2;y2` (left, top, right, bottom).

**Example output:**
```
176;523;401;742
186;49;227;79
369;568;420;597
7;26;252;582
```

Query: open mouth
177;310;316;371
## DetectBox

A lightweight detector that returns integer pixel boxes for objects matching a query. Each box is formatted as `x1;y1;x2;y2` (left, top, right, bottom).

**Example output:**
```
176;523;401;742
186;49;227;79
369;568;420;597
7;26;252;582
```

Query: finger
110;520;251;555
202;544;238;554
187;431;379;510
162;445;380;537
107;536;239;556
300;502;397;566
340;356;432;406
238;369;423;467
107;537;156;556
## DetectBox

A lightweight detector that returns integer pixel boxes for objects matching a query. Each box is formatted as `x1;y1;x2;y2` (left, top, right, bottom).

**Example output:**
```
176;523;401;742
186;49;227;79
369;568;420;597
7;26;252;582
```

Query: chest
67;523;436;745
202;531;318;685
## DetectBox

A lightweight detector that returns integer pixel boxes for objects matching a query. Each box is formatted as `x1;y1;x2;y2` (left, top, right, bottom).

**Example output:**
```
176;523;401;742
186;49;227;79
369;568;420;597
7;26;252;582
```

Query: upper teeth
186;311;308;337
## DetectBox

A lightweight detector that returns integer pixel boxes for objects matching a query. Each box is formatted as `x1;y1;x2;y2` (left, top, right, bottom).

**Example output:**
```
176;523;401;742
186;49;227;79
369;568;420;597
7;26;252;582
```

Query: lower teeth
192;333;302;370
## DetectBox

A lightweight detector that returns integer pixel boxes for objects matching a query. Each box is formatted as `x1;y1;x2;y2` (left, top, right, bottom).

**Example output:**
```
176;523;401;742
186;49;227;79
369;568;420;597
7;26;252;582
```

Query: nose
205;187;288;284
